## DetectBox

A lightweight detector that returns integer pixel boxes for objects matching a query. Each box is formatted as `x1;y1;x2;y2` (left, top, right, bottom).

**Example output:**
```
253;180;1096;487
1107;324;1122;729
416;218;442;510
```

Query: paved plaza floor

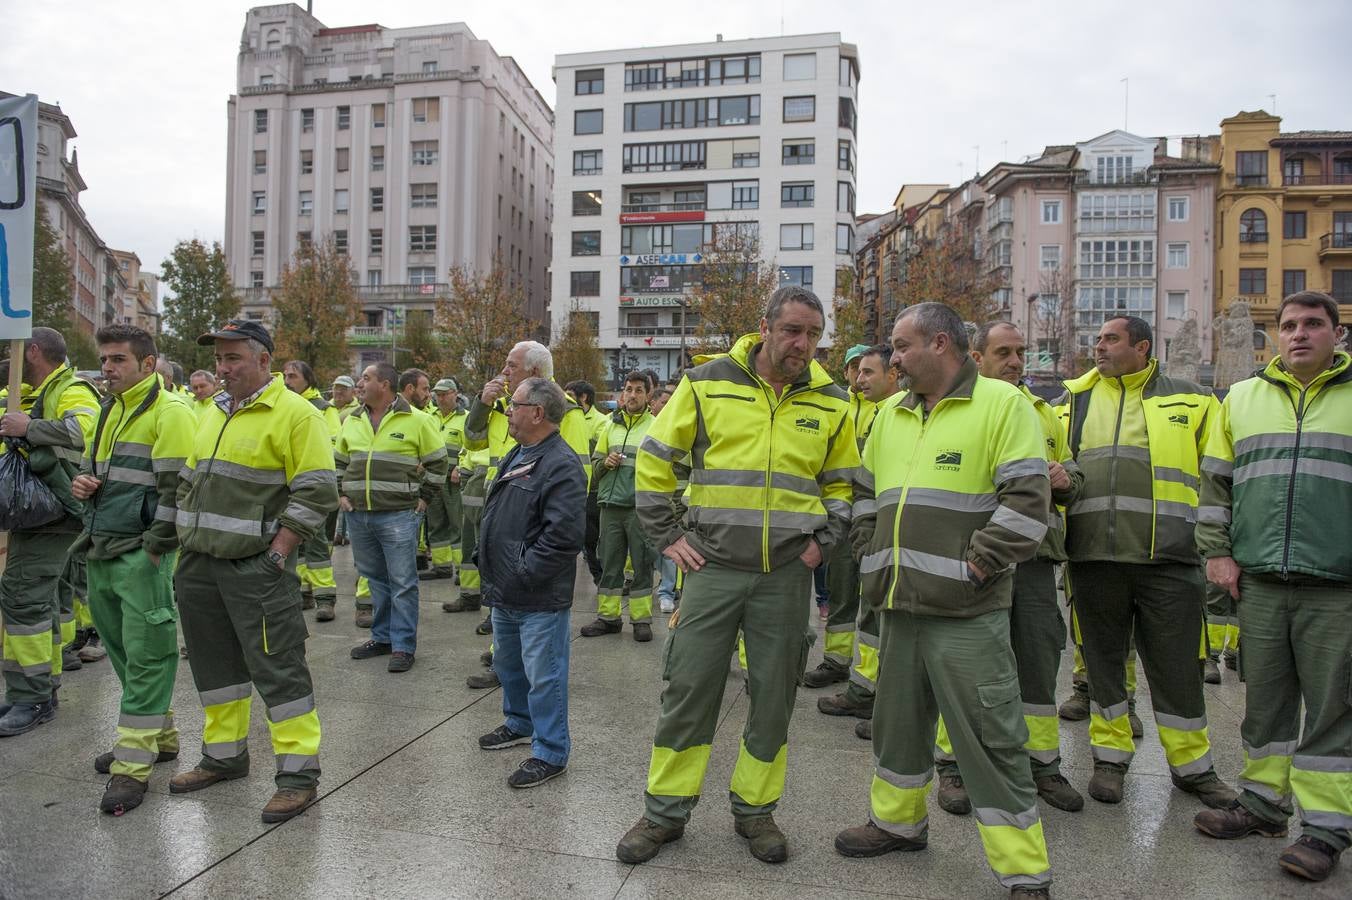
0;546;1345;899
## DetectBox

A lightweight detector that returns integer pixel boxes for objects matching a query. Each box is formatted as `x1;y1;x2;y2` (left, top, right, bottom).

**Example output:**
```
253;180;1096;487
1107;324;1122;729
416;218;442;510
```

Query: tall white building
225;4;554;366
552;34;860;382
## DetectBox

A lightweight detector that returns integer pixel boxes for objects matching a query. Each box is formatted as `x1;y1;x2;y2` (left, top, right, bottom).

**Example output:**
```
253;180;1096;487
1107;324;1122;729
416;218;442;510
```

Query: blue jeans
347;509;421;653
655;556;678;605
814;564;829;606
492;606;572;767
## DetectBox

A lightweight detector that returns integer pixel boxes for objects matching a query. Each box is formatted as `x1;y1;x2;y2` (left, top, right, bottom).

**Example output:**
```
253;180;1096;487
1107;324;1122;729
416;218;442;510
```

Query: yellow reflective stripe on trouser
1207;622;1226;654
202;696;252;762
1290;756;1352;831
2;622;54;673
430;544;454;566
647;744;712;797
974;807;1052;889
934;716;955;763
267;693;321;777
302;564;336;592
729;739;788;808
1024;706;1061;765
597;592;623;620
1240;743;1295;808
851;632;879;691
451;546;464;566
355;576;370;600
1156;712;1214;777
1089;700;1135;765
824;625;855;667
869;767;931;839
111;713;179;780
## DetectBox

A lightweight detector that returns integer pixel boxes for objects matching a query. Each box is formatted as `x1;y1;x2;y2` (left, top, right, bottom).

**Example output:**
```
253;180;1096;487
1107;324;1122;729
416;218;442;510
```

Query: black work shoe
355;608;374;629
95;748;178;775
1172;772;1239;809
479;724;532;750
1088;763;1125;804
467;670;500;689
1223;649;1239;671
616;817;685;863
817;691;874;719
1035;774;1085;812
479;648;494;667
0;700;56;737
854;719;872;741
1203;656;1222;684
508;757;565;788
442;595;481;613
475;614;493;636
351;640;392;660
802;660;849;689
1279;835;1341;882
420;568;454;581
937;774;971;815
62;649;83;671
632;622;653;642
1058;689;1090;721
735;814;788;863
315;602;335;622
1127;699;1143;738
387;651;415;673
100;775;148;816
301;591;315;610
1194;803;1287;839
1010;887;1051;899
580;618;622;637
834;821;927;857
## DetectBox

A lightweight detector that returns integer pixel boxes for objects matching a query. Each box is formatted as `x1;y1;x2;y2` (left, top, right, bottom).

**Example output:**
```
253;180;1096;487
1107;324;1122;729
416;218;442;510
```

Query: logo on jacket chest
1167;414;1189;426
934;450;963;471
794;416;820;434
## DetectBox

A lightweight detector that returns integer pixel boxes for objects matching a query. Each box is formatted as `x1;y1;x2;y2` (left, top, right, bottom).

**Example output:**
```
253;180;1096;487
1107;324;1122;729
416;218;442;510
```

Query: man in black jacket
475;378;587;788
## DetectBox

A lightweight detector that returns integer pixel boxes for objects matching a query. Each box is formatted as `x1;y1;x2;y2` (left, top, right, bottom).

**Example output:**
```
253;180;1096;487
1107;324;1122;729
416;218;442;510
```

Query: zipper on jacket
1106;378;1127;558
192;404;242;543
1280;383;1309;577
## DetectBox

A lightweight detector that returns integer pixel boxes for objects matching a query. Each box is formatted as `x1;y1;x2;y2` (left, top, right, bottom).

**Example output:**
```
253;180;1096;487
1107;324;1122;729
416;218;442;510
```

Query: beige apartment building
225;4;554;369
108;250;162;334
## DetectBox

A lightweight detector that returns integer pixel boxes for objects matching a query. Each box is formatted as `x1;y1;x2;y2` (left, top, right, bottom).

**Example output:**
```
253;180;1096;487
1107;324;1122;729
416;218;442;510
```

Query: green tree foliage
549;302;607;388
435;259;535;392
271;236;361;383
160;239;239;372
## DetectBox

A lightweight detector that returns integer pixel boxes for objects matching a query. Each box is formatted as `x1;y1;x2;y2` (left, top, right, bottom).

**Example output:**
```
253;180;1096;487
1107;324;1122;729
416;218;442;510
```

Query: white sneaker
659;598;675;614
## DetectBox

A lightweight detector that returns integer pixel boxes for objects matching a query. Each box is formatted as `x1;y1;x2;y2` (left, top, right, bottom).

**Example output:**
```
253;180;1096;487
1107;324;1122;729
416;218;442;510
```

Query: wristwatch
265;548;286;569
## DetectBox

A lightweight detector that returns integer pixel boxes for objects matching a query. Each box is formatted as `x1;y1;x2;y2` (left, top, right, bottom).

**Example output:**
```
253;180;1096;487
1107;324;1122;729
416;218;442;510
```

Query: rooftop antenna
1267;93;1277;115
1121;77;1129;130
973;145;980;176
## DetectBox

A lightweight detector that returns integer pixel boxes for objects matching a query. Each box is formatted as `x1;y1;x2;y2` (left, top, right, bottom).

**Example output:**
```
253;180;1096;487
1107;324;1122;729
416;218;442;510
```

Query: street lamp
377;305;404;364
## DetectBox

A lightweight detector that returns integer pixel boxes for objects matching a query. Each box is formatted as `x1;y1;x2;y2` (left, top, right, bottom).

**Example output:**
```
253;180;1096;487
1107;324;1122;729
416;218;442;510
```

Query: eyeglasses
506;401;540;411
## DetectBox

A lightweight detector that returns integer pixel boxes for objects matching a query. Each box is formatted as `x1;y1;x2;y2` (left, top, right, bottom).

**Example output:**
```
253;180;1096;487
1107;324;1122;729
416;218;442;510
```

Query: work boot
315;601;335;622
416;554;430;572
68;628;91;652
735;814;788;863
78;633;107;663
1010;887;1051;899
62;649;83;671
261;786;317;823
616;817;685;864
1172;772;1239;809
633;623;653;642
580;618;622;637
95;748;178;775
1278;835;1341;882
1128;699;1143;738
442;595;481;613
467;670;500;689
834;820;927;857
169;767;248;793
1087;763;1125;804
387;651;415;673
802;660;849;688
99;775;148;816
937;774;971;815
301;590;315;610
479;648;494;667
1058;687;1090;721
420;568;454;581
355;607;373;628
1223;648;1239;671
351;640;392;660
475;614;493;636
1194;804;1287;839
1035;774;1085;812
855;719;872;741
817;691;873;719
1203;656;1221;684
0;701;56;737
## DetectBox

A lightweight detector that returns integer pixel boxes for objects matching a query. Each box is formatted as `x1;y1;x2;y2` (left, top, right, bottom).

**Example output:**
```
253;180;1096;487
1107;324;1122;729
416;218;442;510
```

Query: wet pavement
0;547;1345;899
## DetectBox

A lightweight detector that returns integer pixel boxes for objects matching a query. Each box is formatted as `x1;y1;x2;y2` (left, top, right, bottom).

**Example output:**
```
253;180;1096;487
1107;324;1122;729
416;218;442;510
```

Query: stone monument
1167;316;1202;384
1213;301;1257;388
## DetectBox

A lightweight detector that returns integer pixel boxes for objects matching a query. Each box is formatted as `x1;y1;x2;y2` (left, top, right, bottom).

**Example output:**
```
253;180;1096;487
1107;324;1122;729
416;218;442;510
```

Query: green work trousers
86;549;180;780
1205;581;1240;660
1234;573;1352;851
823;537;860;670
842;603;879;706
459;472;485;599
871;607;1051;890
175;550;322;790
644;560;812;826
597;505;655;624
425;480;462;575
297;533;336;605
1;531;71;703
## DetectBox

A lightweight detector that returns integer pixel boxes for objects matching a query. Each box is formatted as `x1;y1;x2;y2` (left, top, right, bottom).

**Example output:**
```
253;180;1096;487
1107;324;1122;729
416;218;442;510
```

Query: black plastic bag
0;440;65;531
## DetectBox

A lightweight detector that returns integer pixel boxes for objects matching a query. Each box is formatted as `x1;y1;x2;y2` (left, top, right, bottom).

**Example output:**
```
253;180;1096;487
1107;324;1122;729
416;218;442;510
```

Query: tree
895;220;1004;324
824;267;874;378
396;309;443;374
271;237;361;382
435;259;536;391
549;300;606;388
160;239;239;372
1032;267;1076;378
32;204;73;334
690;226;780;353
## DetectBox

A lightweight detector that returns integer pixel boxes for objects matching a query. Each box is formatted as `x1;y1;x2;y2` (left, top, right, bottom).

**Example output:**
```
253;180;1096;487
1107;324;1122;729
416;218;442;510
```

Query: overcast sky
4;0;1347;292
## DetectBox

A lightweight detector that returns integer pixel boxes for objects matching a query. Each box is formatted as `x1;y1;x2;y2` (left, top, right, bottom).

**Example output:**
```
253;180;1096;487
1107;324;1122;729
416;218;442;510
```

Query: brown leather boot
261;786;317;823
169;766;247;794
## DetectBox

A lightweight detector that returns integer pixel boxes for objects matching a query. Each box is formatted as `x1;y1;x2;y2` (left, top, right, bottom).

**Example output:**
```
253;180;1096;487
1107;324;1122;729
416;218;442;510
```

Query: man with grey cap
332;375;359;420
423;377;467;581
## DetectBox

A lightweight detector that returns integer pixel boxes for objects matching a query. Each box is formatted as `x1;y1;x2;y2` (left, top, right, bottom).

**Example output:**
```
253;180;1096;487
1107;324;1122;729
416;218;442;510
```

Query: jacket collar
363;394;413;419
728;332;835;393
612;407;652;426
1260;350;1351;391
1063;358;1157;395
216;373;285;414
900;356;979;411
109;371;161;409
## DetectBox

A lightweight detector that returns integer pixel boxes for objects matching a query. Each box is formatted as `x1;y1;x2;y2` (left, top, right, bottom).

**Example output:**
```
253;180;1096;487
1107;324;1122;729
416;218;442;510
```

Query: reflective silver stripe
112;441;152;458
852;498;876;518
1304;811;1352;830
1156;500;1197;521
203;739;249;760
996;871;1053;891
1;619;51;636
1171;751;1215;777
1237;779;1288;805
1091;746;1133;764
1155;712;1208;732
275;753;320;773
114;747;159;765
1235;457;1352;486
1046;514;1064;531
825;623;855;634
1091;700;1131;722
823;498;851;521
995;457;1047;482
819;467;856;485
0;660;50;676
869;814;928;840
1201;455;1233;477
1023;703;1058;719
1079;445;1151;462
1302;432;1352;453
1235;433;1295;455
154;504;176;522
898;548;967;581
177;510;263;536
875;765;933;790
771;471;821;496
152;455;187;473
1069;495;1153;516
876;486;902;508
64;414;86;445
1245;740;1299;759
849;669;876;690
687;506;825;530
1197;505;1230;524
424;472;447;484
199;682;253;707
691;468;763;487
290;470;337;491
1028;748;1060;765
973;806;1040;830
1293;754;1352;773
55;446;84;465
990;505;1048;542
859;548;893;575
903;488;998;513
635;490;675;508
268;693;316;723
118;713;171;730
344;480;413;494
640;434;685;462
195;458;287;485
462;495;485;508
614;456;636;468
857;630;879;648
1154;466;1200;491
855;469;876;493
107;465;156;486
420;448;448;464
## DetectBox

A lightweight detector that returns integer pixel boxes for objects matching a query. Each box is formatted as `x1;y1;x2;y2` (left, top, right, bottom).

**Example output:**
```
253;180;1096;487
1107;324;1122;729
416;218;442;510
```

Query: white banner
0;94;38;339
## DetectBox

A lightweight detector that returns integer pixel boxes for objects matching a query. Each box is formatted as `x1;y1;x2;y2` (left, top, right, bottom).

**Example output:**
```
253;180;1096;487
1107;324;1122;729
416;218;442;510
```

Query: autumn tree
436;259;536;392
690;226;779;353
824;267;874;378
895;220;1003;324
1032;266;1077;377
549;300;606;388
160;239;239;371
396;309;444;374
270;236;362;383
32;204;74;333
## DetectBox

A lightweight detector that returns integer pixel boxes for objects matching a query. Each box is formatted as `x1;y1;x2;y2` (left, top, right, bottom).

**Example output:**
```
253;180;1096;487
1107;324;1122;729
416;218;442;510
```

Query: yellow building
1214;111;1352;360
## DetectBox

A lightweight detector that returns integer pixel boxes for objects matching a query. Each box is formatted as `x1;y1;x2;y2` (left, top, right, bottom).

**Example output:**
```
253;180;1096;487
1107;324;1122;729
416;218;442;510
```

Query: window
779;266;813;291
575;68;604;95
733;150;759;168
1040;245;1061;270
574;109;603;135
1078;239;1155;278
1166;242;1189;268
421;60;438;74
570;271;600;296
732;181;759;210
297;231;312;247
367;269;382;286
838;140;853;172
1077;193;1157;233
622;96;760;131
408;266;437;285
1283;210;1306;239
1236;151;1267;186
336;106;350;130
371;146;384;172
251;231;264;256
1282;269;1305;296
1074;286;1156;347
334;230;348;254
783;53;816;80
572;190;602;216
369;229;383;255
783;140;814;165
837;181;855;214
411;97;439;125
1166;291;1187;319
335;147;349;172
838;97;856;132
1042;200;1061;224
622;141;704;173
839;57;856;87
1239;268;1266;295
718;95;756;126
573;149;602;175
411;141;438;166
259;74;274;87
572;231;601;256
299;150;313;175
1239;208;1268;242
409;225;437;252
334;189;349;214
780;223;814;251
836;223;854;254
253;150;266;175
298;191;313;215
370;187;384;212
251;191;266;214
781;182;814;208
1333;270;1352;303
783;96;815;123
371;105;385;129
1168;196;1189;222
1095;156;1134;184
301;108;314;132
265;28;281;50
253;109;267;134
250;271;264;288
410;183;438;209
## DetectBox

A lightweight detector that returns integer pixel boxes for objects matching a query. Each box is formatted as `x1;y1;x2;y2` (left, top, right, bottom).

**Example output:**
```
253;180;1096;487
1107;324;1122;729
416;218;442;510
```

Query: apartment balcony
239;284;449;307
346;325;403;347
1319;232;1352;258
620;201;707;214
1074;171;1154;187
1283;173;1352;186
617;326;699;337
1230;173;1270;188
